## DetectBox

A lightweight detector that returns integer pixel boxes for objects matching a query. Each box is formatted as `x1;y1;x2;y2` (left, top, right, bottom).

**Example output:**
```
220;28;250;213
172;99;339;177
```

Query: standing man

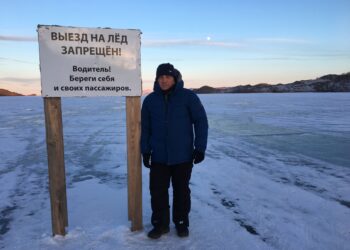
141;63;208;239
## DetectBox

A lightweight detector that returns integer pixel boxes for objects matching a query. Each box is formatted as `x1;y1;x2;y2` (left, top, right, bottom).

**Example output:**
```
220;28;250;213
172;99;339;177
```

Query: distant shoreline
1;72;349;96
192;72;350;94
2;92;350;98
0;88;36;96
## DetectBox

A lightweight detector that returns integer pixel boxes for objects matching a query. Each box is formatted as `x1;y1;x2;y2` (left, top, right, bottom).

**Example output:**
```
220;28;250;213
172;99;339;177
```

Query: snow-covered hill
194;72;350;93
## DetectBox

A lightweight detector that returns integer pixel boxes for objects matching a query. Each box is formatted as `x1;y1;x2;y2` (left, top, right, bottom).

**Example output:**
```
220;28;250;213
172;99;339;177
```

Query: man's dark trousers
150;162;193;228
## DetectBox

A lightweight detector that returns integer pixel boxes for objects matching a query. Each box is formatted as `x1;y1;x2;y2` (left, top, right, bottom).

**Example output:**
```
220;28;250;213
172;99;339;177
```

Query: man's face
158;75;175;91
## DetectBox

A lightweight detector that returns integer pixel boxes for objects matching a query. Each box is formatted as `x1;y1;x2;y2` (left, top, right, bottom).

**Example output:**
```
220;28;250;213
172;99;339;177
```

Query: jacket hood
153;68;184;94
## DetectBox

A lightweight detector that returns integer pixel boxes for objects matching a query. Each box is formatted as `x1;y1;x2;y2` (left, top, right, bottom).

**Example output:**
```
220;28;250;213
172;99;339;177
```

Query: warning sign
37;25;141;97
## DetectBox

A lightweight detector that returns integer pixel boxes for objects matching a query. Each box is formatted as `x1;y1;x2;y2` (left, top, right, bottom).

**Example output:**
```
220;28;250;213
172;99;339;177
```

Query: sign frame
38;25;143;236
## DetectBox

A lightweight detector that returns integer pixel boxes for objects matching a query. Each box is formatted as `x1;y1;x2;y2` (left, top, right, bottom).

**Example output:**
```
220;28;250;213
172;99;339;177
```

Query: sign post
38;25;143;235
126;97;142;231
43;97;68;235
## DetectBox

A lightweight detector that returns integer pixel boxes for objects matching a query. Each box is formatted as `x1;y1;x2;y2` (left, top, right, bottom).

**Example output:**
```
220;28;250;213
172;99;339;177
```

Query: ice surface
0;93;349;249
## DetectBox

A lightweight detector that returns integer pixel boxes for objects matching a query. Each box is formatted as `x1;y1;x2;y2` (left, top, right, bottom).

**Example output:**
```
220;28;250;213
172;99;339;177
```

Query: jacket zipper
164;94;169;164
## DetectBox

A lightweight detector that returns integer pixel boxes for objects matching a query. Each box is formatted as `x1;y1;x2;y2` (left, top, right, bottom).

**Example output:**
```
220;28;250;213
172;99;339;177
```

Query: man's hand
193;149;205;164
142;153;151;168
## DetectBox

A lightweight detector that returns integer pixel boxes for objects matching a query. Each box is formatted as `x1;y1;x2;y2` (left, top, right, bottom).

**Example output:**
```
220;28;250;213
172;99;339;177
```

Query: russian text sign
38;25;141;97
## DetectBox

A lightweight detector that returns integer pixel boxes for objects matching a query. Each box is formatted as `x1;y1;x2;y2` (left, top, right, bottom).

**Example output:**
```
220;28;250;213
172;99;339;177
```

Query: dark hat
156;63;177;81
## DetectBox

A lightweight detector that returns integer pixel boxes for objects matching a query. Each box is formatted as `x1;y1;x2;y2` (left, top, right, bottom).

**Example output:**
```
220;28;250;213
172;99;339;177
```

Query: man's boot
175;221;189;237
147;225;170;239
148;208;170;239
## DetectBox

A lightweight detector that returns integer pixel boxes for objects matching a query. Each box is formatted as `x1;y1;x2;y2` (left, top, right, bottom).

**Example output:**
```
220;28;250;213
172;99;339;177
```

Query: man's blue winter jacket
141;80;208;165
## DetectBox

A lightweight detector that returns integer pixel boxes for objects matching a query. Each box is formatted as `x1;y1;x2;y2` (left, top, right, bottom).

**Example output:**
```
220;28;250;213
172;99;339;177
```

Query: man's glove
142;153;151;168
193;149;205;164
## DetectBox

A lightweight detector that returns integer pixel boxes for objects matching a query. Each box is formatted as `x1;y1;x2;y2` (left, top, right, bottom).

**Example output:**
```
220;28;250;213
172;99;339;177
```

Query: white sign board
38;25;141;97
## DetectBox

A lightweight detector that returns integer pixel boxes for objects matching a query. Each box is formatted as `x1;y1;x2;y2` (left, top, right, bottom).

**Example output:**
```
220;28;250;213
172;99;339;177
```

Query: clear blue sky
1;0;349;95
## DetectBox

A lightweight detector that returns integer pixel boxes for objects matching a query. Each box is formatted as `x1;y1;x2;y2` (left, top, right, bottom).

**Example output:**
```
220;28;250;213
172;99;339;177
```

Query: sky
0;0;349;95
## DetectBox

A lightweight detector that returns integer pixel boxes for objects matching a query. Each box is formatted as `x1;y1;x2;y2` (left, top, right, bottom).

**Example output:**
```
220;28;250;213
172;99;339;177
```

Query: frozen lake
0;93;349;249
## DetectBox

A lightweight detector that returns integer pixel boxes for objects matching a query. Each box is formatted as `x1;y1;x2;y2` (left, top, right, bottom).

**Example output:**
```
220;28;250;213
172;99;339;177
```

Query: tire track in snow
0;124;48;241
209;135;350;210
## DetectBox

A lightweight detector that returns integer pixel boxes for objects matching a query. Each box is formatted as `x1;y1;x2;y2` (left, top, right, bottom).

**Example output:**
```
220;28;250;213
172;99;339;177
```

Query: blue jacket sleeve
188;93;208;152
141;98;151;154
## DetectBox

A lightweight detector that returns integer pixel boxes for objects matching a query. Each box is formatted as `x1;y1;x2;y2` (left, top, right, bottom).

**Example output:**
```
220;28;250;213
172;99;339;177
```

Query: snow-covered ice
0;93;349;249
